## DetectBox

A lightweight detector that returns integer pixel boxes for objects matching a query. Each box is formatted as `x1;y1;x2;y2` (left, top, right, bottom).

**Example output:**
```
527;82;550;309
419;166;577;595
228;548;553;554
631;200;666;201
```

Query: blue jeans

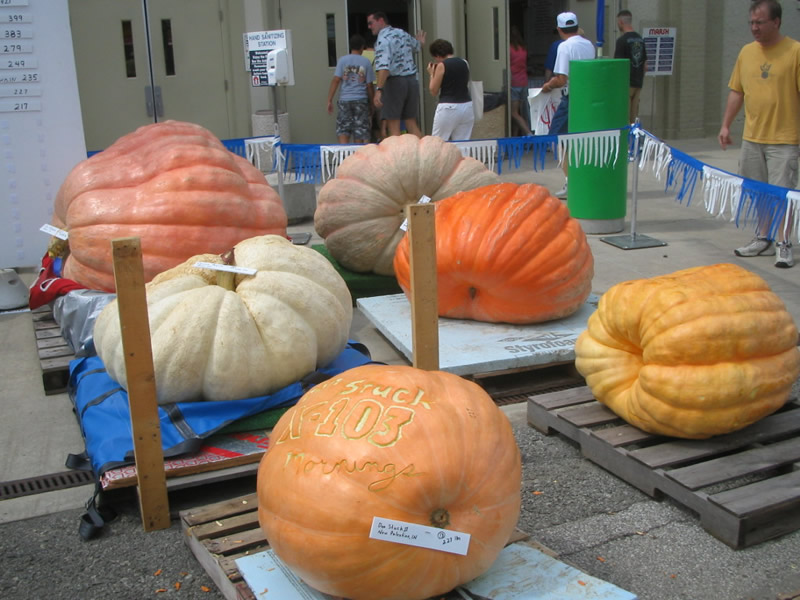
548;94;569;136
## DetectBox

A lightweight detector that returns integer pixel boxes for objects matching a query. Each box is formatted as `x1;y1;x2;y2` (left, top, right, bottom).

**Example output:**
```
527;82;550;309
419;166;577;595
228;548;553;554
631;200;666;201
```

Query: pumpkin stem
215;270;236;291
430;508;450;529
469;287;478;300
216;247;236;290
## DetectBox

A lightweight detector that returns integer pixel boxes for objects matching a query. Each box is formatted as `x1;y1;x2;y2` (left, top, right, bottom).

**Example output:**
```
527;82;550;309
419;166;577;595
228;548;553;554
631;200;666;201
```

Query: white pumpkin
314;134;500;275
93;235;353;404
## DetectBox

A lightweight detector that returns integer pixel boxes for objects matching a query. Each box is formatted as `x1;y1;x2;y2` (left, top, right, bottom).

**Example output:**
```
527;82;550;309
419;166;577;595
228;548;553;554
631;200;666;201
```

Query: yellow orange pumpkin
575;263;800;439
257;364;522;600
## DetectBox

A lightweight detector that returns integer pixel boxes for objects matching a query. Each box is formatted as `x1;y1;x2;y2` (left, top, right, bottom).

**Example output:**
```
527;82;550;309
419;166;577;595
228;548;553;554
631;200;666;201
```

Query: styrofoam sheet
357;294;598;375
236;543;637;600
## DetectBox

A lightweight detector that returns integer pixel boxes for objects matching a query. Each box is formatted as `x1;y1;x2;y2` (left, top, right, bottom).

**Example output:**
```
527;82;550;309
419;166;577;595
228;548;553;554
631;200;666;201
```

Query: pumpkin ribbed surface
93;235;352;405
394;182;594;324
314;134;499;275
53;120;287;292
574;263;800;439
257;364;522;600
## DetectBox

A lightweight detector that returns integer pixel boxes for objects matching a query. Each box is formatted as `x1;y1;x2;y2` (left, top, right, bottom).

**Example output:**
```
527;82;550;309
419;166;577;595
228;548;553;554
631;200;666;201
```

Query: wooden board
100;430;270;490
527;386;800;549
32;305;75;395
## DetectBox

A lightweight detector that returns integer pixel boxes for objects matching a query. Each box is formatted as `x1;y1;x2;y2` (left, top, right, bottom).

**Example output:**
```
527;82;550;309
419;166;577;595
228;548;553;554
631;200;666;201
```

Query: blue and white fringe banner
632;126;799;243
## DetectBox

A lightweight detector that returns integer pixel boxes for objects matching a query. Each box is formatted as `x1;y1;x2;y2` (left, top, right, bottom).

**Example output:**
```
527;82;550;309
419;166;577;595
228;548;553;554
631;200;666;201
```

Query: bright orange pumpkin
575;263;800;439
257;364;522;600
393;182;594;324
52;120;288;291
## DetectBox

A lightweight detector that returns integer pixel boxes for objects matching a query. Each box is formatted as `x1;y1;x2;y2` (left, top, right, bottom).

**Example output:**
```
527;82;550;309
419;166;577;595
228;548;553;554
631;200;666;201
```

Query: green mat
218;405;290;434
312;244;402;302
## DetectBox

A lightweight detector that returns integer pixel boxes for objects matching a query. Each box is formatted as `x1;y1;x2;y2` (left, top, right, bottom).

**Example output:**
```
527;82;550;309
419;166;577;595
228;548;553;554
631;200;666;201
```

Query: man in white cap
541;11;595;198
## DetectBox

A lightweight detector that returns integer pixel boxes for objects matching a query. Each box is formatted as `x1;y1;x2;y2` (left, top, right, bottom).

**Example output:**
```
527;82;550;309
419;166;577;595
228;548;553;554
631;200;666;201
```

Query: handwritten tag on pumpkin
40;223;68;240
369;517;470;555
193;261;257;276
399;195;432;232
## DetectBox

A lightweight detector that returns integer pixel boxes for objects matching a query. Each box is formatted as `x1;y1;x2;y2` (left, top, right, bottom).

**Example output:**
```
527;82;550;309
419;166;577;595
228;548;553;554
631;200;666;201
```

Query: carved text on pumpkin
282;451;422;492
276;397;416;448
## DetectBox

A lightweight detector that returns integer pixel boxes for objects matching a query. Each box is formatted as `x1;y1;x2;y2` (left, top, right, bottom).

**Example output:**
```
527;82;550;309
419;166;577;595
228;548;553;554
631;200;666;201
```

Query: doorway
68;0;242;152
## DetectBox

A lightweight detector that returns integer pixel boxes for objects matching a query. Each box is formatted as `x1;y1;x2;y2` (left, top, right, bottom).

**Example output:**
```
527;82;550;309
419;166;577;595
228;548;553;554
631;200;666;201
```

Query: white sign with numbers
0;0;86;268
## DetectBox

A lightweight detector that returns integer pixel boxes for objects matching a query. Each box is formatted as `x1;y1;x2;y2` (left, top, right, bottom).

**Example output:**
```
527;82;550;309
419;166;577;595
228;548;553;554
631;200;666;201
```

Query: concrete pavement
1;136;799;600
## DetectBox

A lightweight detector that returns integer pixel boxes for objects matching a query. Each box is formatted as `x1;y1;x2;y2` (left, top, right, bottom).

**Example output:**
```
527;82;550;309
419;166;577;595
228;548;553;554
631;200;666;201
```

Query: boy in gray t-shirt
326;35;375;143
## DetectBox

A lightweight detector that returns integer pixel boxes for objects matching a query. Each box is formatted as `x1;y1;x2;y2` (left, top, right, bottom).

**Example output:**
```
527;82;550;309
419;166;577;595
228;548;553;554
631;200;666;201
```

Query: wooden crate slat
40;355;74;372
203;526;267;556
181;492;258;527
36;336;70;349
190;511;261;541
35;328;62;340
31;310;56;322
554;401;620;428
32;320;59;331
38;345;76;359
591;423;659;447
630;407;800;469
667;437;800;490
709;469;800;518
529;385;594;410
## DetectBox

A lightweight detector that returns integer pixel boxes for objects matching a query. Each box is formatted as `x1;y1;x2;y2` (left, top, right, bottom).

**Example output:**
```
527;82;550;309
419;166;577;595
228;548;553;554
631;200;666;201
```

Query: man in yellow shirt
719;0;800;268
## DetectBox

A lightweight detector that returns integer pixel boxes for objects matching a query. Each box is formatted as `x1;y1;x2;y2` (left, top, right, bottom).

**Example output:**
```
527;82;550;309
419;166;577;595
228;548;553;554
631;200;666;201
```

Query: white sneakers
775;241;794;268
734;237;794;268
734;237;774;257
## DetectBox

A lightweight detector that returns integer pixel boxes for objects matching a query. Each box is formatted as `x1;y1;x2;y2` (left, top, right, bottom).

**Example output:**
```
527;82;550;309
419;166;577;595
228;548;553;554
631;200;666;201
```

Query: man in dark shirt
614;9;647;123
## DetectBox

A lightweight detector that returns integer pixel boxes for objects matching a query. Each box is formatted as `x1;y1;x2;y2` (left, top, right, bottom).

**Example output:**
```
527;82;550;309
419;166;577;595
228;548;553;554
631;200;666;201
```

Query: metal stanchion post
272;84;285;203
600;120;667;250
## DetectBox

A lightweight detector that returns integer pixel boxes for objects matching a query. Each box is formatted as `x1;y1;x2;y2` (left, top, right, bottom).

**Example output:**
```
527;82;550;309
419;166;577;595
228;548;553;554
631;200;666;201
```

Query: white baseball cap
557;12;578;28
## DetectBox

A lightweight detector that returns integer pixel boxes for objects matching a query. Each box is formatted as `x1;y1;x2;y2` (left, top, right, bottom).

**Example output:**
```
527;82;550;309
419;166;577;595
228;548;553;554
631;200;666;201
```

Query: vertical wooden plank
111;237;170;532
406;204;439;370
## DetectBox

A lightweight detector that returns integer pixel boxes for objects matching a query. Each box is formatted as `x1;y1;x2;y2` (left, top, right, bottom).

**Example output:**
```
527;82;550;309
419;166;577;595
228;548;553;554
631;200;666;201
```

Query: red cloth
28;254;86;310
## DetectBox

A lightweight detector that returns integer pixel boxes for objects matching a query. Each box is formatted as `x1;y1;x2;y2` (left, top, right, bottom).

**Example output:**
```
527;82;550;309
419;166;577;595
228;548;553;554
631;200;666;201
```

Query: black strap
77;480;118;541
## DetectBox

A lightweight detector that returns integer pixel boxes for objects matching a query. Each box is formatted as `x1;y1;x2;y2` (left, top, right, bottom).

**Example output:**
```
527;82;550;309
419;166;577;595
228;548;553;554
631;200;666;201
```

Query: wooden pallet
527;386;800;549
180;494;535;600
31;305;75;395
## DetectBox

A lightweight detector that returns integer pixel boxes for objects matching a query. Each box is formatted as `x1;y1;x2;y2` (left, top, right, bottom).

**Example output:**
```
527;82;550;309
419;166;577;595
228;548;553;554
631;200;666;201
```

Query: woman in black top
426;39;474;141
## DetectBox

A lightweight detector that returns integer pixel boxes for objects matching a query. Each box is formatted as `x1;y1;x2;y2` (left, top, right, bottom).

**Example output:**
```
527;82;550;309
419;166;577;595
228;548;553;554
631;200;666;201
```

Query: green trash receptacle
566;59;629;234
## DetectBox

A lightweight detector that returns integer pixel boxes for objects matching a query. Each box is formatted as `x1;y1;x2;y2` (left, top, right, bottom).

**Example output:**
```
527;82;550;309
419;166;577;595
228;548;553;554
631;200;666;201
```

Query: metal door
69;0;233;151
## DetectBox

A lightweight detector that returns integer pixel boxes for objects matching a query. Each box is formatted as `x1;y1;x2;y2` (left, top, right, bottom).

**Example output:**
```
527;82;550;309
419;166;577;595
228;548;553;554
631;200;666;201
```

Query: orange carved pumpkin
257;364;522;600
394;182;594;324
52;120;288;291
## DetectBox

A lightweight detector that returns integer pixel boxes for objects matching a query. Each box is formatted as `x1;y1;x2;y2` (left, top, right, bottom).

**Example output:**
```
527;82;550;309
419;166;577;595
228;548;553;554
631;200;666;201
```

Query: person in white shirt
541;12;596;198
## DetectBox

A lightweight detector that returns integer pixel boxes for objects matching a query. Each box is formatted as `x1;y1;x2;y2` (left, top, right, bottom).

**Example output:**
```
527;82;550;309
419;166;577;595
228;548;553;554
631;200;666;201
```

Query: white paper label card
193;261;257;276
399;195;433;232
369;517;470;556
39;223;67;240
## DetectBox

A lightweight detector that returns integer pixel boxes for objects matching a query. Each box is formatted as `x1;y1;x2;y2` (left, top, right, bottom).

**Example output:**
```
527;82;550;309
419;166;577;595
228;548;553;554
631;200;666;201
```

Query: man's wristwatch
376;87;383;91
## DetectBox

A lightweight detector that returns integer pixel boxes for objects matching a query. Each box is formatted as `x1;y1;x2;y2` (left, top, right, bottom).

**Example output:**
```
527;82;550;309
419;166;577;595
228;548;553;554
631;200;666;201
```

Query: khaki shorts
739;140;799;189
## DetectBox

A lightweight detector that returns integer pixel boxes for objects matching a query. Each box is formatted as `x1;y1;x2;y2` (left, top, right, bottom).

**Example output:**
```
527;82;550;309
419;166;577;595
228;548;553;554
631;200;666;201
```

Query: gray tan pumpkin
314;134;499;275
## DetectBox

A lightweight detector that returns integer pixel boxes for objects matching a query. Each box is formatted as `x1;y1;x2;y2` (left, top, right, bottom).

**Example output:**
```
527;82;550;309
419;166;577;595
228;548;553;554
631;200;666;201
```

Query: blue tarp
68;341;375;476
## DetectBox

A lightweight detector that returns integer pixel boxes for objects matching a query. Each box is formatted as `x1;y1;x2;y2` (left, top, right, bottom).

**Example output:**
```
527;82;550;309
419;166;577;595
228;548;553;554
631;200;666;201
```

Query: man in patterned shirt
368;11;426;137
